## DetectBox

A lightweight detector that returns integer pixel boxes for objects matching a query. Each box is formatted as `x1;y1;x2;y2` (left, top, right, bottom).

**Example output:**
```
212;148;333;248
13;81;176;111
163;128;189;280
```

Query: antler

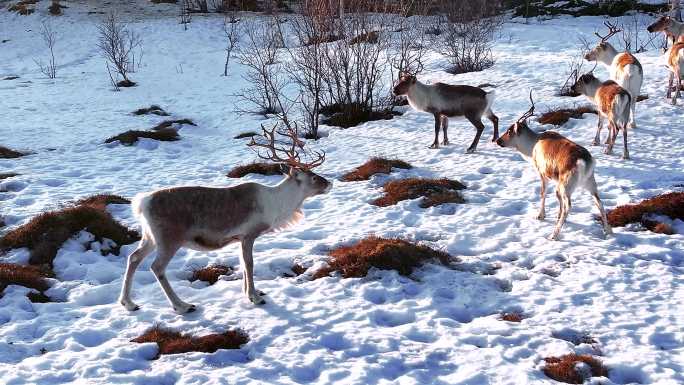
516;90;535;123
247;123;325;170
594;20;622;43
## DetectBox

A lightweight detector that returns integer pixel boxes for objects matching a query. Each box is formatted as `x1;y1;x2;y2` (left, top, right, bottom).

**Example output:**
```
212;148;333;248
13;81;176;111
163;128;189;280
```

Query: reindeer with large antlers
584;21;643;128
647;16;684;103
496;91;612;240
119;124;331;313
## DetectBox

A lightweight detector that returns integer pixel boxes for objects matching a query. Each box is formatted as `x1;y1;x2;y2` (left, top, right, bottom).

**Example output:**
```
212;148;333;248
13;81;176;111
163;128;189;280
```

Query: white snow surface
1;4;684;385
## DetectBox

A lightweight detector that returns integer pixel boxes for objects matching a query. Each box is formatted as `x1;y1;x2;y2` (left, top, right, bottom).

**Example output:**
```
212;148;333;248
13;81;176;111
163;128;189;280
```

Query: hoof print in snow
607;192;684;235
131;324;249;359
0;263;53;302
372;178;466;208
132;105;169;116
313;236;452;279
542;354;607;384
537;105;596;126
227;162;283;178
105;128;180;146
190;264;233;285
340;157;412;182
0;195;139;269
0;146;31;159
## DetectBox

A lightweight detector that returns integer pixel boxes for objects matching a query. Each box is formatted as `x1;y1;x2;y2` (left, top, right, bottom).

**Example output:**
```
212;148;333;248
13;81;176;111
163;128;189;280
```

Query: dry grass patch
104;128;180;145
0;263;51;293
500;312;524;322
538;105;596;126
8;0;36;15
0;173;20;180
543;354;608;384
636;94;649;102
151;119;196;131
190;265;233;285
313;236;451;279
372;178;466;208
0;200;139;268
233;131;258;139
76;194;130;210
341;158;412;182
132;325;249;358
132;105;169;116
0;146;29;159
607;192;684;234
227;162;283;178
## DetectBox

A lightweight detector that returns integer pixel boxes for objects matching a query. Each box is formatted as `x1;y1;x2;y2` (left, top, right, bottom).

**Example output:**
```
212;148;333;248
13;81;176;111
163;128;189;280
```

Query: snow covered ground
1;3;683;384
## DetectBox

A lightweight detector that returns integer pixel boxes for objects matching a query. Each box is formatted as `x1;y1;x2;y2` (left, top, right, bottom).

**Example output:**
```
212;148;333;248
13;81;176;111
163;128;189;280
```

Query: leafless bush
48;0;62;15
222;15;240;76
34;21;57;79
435;0;503;74
389;3;430;106
614;15;664;53
559;38;591;97
97;13;142;87
180;0;191;29
235;17;291;119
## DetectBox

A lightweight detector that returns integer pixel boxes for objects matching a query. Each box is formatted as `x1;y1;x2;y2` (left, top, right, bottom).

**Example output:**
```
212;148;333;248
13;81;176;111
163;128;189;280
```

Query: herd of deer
118;16;684;313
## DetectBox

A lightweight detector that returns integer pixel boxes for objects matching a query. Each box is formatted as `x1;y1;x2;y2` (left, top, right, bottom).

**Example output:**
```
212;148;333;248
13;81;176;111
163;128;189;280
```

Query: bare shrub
537;105;596;126
34;22;58;79
542;354;608;384
97;13;142;87
312;236;451;279
0;203;139;268
435;0;503;74
8;0;36;15
233;131;258;139
132;325;248;358
559;39;591;97
104;129;180;145
180;0;191;29
0;146;29;159
222;15;241;76
341;157;412;182
190;265;233;284
227;162;283;178
48;0;62;15
607;192;684;232
372;178;466;208
615;14;664;53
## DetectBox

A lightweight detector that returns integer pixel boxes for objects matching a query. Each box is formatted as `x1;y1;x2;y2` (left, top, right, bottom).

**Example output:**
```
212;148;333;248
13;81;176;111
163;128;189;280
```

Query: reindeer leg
119;234;155;311
667;72;674;99
487;111;499;141
629;94;637;129
241;236;265;305
465;114;485;154
604;122;615;154
441;115;449;145
673;71;681;105
151;242;195;314
430;113;440;149
593;115;603;146
537;174;547;220
622;123;630;160
586;175;612;237
550;183;572;241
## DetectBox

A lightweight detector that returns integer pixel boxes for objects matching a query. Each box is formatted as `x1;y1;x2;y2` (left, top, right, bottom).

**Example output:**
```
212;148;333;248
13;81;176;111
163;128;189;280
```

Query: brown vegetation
0;263;51;293
341;158;412;182
0;173;19;180
313;236;451;279
607;192;684;234
636;94;649;102
104;128;180;145
132;105;169;116
538;106;596;126
132;325;249;358
372;178;466;208
500;312;524;322
0;200;139;269
233;131;258;139
543;354;608;384
76;194;130;210
151;119;196;131
227;162;283;178
8;0;36;15
0;146;29;159
190;265;232;285
48;1;63;15
320;103;399;128
350;31;380;45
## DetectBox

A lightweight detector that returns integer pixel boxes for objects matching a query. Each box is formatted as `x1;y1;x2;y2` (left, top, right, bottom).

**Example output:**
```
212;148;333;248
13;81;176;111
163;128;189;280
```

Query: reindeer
495;92;612;241
666;41;684;104
392;74;499;152
571;73;632;160
647;15;684;45
118;125;331;313
584;21;643;129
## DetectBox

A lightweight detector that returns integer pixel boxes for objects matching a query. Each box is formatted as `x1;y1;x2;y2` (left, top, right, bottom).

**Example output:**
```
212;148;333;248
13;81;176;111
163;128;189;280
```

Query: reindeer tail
484;90;496;113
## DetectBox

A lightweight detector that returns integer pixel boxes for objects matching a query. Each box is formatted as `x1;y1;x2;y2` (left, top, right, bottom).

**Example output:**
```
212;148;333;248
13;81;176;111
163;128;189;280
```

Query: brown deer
647;15;684;45
119;124;331;313
496;92;612;241
666;41;684;104
571;73;632;159
584;21;643;128
647;16;684;100
392;74;499;152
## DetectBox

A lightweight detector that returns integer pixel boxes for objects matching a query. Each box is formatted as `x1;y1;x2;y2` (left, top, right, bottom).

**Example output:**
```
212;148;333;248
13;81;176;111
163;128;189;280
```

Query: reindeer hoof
671;100;678;106
429;143;439;149
257;290;267;296
537;214;545;221
591;140;600;146
622;154;630;160
174;303;197;314
466;147;476;154
629;122;637;129
120;300;140;312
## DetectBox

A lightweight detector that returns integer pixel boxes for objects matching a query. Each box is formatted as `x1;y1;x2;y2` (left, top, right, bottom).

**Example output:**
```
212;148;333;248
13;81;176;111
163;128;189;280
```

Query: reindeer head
393;73;417;96
496;90;535;149
585;21;621;61
647;15;673;33
570;73;599;96
248;123;331;197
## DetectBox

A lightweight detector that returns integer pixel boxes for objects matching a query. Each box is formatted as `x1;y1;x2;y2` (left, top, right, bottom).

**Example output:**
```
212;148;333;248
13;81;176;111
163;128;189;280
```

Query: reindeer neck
515;127;541;158
598;43;619;66
406;81;431;111
272;175;307;210
581;81;601;100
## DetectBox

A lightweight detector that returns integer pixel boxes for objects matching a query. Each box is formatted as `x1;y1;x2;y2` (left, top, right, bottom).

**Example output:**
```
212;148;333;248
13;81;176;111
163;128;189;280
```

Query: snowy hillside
1;3;683;385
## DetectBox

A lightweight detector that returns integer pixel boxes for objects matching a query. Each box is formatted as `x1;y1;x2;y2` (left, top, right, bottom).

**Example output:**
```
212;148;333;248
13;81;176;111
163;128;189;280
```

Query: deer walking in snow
647;16;684;101
571;73;632;159
392;74;499;152
119;125;331;313
647;15;684;46
665;41;684;104
495;92;612;241
584;21;642;128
